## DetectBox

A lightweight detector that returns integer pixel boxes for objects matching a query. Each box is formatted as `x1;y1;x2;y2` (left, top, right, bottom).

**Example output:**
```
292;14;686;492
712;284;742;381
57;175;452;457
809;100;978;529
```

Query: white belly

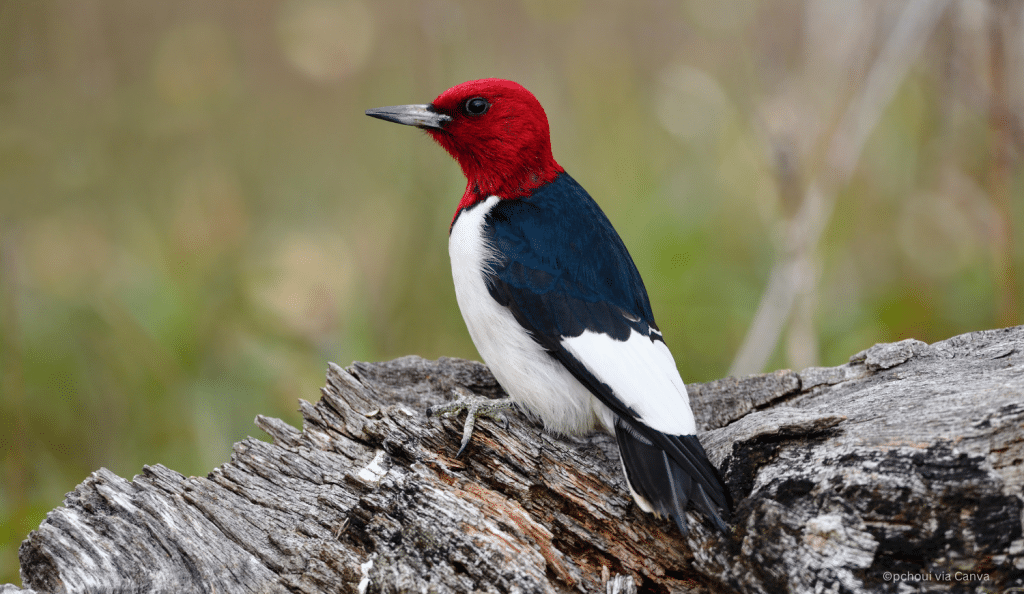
448;196;613;436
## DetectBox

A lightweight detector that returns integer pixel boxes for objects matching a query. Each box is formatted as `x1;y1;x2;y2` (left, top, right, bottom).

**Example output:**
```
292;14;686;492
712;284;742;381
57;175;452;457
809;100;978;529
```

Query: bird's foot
426;387;513;457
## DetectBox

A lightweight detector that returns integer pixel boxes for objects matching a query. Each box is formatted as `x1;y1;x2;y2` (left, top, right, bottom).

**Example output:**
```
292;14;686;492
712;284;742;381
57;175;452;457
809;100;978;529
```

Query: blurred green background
1;0;1021;584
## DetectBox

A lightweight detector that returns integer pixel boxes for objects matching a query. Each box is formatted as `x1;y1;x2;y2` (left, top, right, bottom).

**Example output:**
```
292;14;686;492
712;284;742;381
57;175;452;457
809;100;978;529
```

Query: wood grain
5;327;1024;593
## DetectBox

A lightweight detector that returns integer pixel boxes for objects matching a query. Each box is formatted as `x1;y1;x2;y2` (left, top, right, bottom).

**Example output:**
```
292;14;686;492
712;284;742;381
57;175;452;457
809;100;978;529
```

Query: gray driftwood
3;326;1023;593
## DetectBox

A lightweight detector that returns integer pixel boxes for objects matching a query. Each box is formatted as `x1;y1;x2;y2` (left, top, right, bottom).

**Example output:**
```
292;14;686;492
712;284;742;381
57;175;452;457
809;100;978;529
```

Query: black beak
365;104;451;130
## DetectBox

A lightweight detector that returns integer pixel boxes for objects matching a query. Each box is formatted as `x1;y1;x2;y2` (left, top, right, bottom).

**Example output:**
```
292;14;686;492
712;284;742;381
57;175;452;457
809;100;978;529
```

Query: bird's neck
450;158;563;228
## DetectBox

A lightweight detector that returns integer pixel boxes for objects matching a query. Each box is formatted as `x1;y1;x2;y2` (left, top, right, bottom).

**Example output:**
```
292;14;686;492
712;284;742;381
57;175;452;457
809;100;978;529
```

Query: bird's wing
482;173;731;528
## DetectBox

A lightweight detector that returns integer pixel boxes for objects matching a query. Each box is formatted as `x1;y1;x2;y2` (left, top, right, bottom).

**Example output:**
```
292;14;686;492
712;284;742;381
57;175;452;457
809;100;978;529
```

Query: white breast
448;196;611;436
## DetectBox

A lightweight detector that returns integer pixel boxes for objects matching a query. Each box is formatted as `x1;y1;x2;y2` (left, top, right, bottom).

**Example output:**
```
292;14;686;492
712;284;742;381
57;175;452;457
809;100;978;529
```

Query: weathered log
3;326;1023;593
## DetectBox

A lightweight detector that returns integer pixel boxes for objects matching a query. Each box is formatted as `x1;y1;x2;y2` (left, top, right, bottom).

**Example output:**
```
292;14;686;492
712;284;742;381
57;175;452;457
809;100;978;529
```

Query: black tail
614;417;731;535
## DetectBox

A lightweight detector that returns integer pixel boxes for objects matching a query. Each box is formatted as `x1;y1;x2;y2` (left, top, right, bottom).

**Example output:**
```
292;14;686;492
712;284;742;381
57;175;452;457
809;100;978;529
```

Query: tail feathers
614;417;731;535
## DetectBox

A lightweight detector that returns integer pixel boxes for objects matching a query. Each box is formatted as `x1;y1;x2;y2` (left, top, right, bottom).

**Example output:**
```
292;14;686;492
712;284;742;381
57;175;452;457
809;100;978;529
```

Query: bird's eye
464;97;490;116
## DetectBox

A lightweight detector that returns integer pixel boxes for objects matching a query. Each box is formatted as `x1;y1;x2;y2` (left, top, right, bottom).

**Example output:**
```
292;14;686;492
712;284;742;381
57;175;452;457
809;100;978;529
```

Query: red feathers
426;79;564;216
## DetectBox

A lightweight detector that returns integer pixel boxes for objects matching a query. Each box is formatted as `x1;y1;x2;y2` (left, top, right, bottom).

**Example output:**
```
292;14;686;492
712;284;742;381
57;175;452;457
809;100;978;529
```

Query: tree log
3;326;1023;593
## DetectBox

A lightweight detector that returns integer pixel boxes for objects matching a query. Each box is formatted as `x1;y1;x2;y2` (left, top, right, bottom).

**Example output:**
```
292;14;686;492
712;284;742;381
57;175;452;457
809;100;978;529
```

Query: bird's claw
427;387;512;457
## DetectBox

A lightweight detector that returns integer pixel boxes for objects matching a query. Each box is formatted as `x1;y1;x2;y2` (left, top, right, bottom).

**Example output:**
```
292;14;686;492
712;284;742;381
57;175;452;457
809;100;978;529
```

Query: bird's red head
427;79;563;209
367;79;564;216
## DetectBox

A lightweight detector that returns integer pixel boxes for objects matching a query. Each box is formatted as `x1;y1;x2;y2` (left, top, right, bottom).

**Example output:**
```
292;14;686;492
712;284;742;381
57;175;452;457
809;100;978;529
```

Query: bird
365;79;731;535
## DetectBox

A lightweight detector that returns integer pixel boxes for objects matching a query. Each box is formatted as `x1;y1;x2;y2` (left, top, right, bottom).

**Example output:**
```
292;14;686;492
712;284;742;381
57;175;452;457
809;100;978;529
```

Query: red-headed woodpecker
366;79;731;535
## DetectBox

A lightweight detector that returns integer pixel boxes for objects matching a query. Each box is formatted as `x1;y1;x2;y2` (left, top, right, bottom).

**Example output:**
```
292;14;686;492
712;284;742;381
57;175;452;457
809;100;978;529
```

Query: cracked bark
3;326;1023;594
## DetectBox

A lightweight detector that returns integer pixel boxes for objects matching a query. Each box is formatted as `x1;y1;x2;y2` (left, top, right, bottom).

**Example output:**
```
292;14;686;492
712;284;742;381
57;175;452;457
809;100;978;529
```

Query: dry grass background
1;0;1021;585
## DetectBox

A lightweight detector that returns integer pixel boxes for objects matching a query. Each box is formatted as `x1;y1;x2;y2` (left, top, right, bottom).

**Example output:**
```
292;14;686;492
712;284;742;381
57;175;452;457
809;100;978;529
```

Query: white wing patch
561;329;697;436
